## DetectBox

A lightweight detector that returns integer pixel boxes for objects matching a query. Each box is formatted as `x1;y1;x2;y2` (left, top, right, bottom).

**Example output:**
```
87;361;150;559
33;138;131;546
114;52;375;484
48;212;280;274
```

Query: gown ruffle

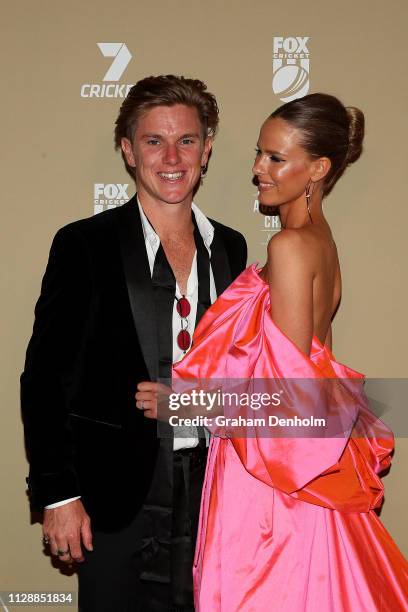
173;264;408;611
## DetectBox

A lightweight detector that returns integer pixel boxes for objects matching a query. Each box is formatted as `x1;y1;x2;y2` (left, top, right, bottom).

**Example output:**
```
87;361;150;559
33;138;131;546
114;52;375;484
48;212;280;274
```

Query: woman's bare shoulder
267;228;317;270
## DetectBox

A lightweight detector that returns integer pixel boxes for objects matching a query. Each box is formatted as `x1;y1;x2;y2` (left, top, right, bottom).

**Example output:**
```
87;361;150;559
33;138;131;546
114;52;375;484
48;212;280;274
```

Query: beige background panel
1;0;407;600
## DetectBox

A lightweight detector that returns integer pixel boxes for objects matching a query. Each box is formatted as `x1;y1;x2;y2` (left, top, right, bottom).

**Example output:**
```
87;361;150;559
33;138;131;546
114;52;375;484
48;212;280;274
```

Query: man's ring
43;536;49;545
56;548;70;556
140;400;144;409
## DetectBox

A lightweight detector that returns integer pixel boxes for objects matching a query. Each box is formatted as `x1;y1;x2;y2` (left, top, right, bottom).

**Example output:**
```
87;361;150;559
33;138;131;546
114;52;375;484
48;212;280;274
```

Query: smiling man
21;75;247;611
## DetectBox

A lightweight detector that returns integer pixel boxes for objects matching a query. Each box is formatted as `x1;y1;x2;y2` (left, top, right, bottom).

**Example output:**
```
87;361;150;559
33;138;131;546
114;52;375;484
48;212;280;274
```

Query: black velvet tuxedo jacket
21;196;247;531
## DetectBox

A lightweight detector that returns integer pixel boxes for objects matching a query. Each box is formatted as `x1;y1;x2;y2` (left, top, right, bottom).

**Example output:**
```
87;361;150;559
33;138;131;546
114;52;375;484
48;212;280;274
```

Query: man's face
121;104;212;207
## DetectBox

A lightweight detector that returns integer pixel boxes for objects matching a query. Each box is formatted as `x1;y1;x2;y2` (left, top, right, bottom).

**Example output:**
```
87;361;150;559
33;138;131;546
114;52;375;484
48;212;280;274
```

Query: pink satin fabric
173;264;408;611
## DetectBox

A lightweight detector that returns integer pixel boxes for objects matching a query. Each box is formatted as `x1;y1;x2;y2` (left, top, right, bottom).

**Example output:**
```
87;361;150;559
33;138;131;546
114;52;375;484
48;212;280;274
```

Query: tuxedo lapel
211;227;232;296
116;197;159;381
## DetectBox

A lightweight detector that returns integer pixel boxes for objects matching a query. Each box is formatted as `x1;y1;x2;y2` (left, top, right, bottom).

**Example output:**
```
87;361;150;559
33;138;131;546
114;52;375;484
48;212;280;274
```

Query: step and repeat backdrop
2;0;407;601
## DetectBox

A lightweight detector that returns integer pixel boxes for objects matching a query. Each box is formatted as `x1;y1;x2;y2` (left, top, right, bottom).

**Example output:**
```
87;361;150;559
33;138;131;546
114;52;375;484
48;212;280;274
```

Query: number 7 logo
97;43;132;81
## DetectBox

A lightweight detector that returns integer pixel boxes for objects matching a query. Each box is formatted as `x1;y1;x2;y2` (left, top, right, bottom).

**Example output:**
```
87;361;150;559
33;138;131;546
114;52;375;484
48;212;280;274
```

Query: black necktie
192;213;211;327
191;213;211;448
151;242;176;380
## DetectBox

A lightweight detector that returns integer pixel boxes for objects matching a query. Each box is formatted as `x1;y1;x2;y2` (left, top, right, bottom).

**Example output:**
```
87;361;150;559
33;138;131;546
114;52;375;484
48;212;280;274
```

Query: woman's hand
135;382;172;420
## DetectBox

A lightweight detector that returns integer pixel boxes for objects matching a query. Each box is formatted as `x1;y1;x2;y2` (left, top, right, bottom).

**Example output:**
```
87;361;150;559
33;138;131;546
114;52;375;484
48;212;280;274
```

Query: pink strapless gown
173;265;408;611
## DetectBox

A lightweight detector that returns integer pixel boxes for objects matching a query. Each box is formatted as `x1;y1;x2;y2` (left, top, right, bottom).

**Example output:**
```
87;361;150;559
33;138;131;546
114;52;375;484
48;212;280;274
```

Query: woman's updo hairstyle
270;93;365;196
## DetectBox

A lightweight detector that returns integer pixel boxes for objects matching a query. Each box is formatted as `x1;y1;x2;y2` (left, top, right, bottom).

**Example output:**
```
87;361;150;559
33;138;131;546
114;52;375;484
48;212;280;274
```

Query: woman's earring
305;181;314;224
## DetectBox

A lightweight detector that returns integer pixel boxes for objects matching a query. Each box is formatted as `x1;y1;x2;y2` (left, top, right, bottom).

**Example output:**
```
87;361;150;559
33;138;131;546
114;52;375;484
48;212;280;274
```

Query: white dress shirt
45;198;217;509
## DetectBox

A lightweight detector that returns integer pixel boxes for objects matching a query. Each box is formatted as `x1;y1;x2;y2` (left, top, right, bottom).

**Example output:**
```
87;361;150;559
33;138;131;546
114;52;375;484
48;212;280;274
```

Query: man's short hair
114;74;219;150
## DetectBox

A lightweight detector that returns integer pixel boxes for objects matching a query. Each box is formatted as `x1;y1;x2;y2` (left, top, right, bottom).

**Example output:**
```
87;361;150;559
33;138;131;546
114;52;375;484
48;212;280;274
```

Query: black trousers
77;447;207;612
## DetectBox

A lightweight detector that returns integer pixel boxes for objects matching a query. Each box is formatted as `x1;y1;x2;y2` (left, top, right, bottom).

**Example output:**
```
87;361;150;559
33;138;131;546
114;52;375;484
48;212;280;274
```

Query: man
21;75;247;611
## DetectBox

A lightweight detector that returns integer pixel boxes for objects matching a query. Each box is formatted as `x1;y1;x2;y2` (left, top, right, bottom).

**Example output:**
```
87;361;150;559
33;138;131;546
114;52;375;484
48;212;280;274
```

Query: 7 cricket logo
97;43;132;81
81;43;134;99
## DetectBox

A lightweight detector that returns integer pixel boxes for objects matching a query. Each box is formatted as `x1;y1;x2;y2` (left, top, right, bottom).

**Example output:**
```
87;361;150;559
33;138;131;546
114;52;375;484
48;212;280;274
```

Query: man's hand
135;382;172;419
43;499;92;563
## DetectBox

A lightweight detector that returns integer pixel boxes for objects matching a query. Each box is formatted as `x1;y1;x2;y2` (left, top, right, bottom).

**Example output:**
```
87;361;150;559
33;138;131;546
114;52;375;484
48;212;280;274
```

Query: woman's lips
258;181;276;190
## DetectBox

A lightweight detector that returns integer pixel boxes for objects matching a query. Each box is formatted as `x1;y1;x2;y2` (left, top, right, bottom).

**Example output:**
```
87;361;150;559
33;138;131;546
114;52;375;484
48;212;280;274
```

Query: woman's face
253;117;315;207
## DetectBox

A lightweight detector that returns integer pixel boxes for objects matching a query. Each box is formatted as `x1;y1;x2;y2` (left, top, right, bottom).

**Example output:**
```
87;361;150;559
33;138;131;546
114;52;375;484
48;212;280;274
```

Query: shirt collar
137;196;214;249
192;202;214;249
137;196;158;247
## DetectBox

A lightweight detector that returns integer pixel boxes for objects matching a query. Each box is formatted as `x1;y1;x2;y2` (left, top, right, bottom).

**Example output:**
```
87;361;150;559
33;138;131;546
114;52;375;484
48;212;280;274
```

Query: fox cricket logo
253;194;281;246
272;36;310;102
81;43;133;98
94;183;130;215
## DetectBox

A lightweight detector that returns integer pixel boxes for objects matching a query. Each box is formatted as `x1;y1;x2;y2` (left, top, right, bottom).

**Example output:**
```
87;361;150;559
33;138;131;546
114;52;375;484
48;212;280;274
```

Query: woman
138;93;408;610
